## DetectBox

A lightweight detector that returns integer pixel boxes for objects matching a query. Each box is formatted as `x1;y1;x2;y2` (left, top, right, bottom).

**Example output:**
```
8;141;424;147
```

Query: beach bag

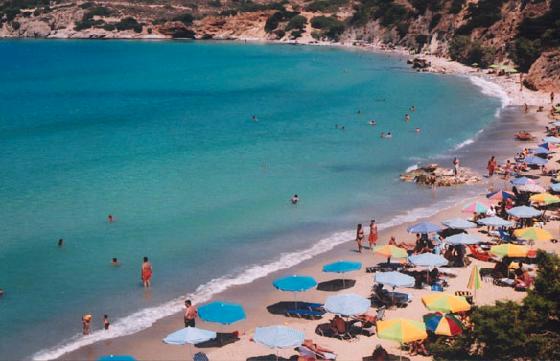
431;283;443;292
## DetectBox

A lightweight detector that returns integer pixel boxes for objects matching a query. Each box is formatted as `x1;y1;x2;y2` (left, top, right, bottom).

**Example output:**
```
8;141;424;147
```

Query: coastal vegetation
310;15;344;41
429;251;560;360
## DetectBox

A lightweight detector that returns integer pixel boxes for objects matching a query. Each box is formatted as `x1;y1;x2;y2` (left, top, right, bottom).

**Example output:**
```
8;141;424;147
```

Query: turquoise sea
0;40;504;360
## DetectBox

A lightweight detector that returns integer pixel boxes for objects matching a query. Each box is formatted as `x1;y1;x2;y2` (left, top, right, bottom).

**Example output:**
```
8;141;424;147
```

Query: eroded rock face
18;20;52;37
400;164;481;187
157;21;195;38
525;51;560;93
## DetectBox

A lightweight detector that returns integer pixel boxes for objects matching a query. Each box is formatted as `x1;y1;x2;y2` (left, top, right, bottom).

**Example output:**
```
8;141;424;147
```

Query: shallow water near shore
0;39;513;360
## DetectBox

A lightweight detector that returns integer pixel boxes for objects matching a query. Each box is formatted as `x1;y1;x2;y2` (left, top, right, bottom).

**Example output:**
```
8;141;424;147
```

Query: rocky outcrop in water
400;164;481;187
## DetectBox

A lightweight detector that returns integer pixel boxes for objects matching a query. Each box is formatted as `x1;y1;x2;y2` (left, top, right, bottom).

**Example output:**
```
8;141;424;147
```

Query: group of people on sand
355;219;378;253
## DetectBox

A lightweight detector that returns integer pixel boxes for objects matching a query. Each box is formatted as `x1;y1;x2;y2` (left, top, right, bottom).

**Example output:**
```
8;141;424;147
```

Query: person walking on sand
82;314;92;335
141;257;152;288
368;219;378;249
356;223;364;253
184;300;198;327
487;156;497;177
453;157;460;177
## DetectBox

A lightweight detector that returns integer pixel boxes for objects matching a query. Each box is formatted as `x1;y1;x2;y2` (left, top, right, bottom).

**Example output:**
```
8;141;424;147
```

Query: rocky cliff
1;0;558;91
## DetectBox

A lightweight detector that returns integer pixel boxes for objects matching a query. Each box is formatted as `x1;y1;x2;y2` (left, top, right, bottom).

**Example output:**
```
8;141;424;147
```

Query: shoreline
31;40;552;360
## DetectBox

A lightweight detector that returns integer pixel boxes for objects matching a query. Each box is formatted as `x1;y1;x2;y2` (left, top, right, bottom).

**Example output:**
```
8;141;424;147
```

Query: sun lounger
455;291;474;304
286;303;325;319
298;345;336;360
468;245;494;262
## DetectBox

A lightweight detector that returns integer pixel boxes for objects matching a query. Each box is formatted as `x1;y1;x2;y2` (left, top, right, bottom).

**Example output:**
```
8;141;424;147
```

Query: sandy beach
53;46;558;361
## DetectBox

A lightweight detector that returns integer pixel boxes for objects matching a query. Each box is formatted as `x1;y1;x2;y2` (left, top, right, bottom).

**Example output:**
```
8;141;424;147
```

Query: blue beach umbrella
407;222;441;234
409;253;448;268
478;216;514;227
531;147;549;155
441;218;477;230
539;143;550;150
445;233;481;245
510;176;533;186
374;271;415;288
551;183;560;193
324;293;370;316
273;275;317;292
198;301;246;325
507;205;542;219
525;156;548;166
543;136;560;144
98;357;136;361
323;261;362;273
163;327;217;345
254;325;304;349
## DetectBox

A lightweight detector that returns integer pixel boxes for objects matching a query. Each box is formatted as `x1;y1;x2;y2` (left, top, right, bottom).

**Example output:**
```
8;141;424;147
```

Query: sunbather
298;339;336;360
409;339;430;356
329;315;346;335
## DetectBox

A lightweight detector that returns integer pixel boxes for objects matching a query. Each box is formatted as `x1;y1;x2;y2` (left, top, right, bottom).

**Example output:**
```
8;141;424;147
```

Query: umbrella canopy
490;244;529;258
550;183;560;193
539;142;551;150
374;271;415;288
530;192;560;205
513;227;552;242
273;275;317;292
253;325;304;349
542;136;560;144
467;265;482;291
445;233;481;245
486;190;515;202
421;293;471;313
531;147;549;155
477;216;514;227
198;302;246;325
507;205;542;218
324;293;370;316
407;222;441;234
98;357;137;361
519;184;546;193
441;218;477;229
377;318;428;344
409;253;448;268
524;156;548;166
510;176;536;186
373;245;408;258
462;201;488;214
423;313;465;336
553;121;560;127
163;327;217;345
322;261;362;273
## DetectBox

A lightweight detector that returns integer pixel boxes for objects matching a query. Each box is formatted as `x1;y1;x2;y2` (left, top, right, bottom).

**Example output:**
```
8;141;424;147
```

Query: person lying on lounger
298;339;336;360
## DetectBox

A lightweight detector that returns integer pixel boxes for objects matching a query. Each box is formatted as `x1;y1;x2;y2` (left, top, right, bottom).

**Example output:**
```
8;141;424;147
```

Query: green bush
350;0;411;28
409;0;442;14
429;13;441;31
456;0;505;35
290;29;303;39
102;23;115;31
172;12;194;25
449;35;495;67
264;10;298;33
208;0;222;7
511;37;541;72
449;0;465;13
304;0;347;13
310;15;345;40
285;14;307;31
86;6;111;17
115;17;142;33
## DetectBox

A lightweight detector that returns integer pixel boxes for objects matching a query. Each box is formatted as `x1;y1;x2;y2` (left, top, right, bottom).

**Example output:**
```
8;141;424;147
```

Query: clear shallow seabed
0;40;505;360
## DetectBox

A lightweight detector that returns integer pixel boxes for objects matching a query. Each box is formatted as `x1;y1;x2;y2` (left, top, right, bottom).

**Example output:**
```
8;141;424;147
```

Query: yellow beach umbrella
513;227;552;242
377;318;427;344
529;192;560;205
421;293;471;313
373;245;408;258
490;244;529;258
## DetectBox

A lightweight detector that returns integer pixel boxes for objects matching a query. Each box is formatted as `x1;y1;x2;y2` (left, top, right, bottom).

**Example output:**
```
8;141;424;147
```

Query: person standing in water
103;315;110;330
368;219;378;249
356;224;364;253
453;157;460;177
82;314;92;335
141;257;152;288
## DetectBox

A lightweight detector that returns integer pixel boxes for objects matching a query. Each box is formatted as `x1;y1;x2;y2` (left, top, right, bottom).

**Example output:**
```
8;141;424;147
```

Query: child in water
104;315;110;330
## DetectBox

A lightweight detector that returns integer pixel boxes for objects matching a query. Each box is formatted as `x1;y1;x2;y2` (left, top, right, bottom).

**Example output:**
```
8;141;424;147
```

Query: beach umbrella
98;357;137;361
513;227;552;242
373;245;408;259
524;156;548;166
539;142;551;150
407;222;441;234
441;218;477;229
510;176;536;186
542;136;560;144
507;205;542;218
408;253;448;268
377;318;427;344
322;261;361;273
423;313;465;336
490;244;529;258
477;216;514;227
322;261;361;288
324;293;370;317
531;147;549;155
273;275;317;292
519;184;546;193
462;201;488;214
421;293;471;313
374;271;415;288
445;233;481;245
486;190;515;203
529;192;560;205
253;325;304;353
198;301;246;325
467;265;482;301
553;121;560;127
163;327;217;345
550;183;560;193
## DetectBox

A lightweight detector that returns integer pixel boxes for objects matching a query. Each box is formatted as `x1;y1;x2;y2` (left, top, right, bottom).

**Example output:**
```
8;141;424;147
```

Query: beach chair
455;291;474;304
467;245;493;262
286;303;325;319
498;229;514;243
297;345;337;360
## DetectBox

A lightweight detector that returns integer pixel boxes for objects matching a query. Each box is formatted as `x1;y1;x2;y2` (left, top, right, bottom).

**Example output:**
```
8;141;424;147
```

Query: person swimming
58;238;64;247
251;115;258;122
405;114;410;122
415;127;421;133
368;120;377;126
381;132;392;139
108;214;113;223
410;105;416;112
111;257;120;266
291;194;299;205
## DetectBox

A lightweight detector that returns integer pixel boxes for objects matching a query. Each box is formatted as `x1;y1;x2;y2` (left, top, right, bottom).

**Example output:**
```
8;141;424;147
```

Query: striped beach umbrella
373;245;408;259
423;313;465;336
377;318;427;344
421;293;471;313
467;265;482;301
513;227;552;242
462;201;488;214
529;192;560;205
490;244;529;258
486;190;515;203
